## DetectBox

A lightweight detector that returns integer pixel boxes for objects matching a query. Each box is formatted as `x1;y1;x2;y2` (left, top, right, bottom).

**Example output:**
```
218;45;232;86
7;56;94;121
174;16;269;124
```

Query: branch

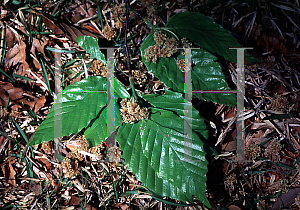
124;0;137;99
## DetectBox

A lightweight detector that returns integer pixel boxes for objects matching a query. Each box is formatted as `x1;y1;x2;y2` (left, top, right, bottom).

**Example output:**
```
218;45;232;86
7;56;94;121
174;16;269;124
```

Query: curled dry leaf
5;34;50;89
0;81;46;112
30;37;49;70
5;27;18;49
5;40;30;76
76;2;96;18
41;16;64;35
0;157;17;186
42;15;100;42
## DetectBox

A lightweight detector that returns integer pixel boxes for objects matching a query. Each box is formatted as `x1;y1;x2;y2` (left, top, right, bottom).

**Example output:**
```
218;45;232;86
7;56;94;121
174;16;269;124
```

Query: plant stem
129;77;137;99
125;0;137;100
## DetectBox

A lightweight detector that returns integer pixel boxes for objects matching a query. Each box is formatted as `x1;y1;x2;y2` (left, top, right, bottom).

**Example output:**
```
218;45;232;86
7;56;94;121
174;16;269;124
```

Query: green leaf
27;76;130;147
11;118;29;143
165;11;259;64
140;33;236;107
191;50;237;106
76;36;107;64
117;94;210;207
141;90;208;137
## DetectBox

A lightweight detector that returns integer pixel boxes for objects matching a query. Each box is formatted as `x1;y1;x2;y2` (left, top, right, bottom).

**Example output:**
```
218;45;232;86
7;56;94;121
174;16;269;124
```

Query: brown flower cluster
270;94;289;112
102;25;116;41
0;106;8;119
90;60;107;77
120;98;149;124
132;70;147;85
179;37;192;49
62;136;89;178
111;5;134;29
62;157;79;178
264;139;282;162
0;106;22;120
144;31;178;63
224;173;236;193
176;59;185;72
153;31;167;46
112;6;126;29
276;179;289;193
62;136;108;178
88;142;106;159
245;143;261;160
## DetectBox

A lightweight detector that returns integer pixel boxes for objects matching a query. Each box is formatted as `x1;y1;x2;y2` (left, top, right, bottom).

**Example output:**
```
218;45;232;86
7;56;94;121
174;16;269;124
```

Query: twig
124;0;131;77
124;0;137;99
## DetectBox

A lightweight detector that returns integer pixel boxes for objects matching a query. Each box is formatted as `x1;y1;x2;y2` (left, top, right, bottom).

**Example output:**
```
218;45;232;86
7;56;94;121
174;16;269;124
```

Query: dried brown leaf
0;157;17;186
57;22;100;42
5;27;17;49
30;37;49;69
42;16;64;35
0;81;46;112
5;40;30;76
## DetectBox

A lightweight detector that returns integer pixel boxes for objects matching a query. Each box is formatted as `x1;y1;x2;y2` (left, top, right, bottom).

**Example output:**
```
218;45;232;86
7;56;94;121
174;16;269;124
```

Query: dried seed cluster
88;142;106;159
264;139;282;162
62;136;109;178
245;143;261;160
0;106;8;119
90;60;107;77
276;179;289;193
153;31;167;46
144;31;178;63
111;6;134;29
120;98;149;124
62;157;79;178
144;31;193;67
225;173;236;186
102;25;116;41
224;173;236;193
68;135;89;161
270;94;289;112
112;6;126;29
176;59;186;72
0;106;21;120
132;70;147;85
179;37;192;49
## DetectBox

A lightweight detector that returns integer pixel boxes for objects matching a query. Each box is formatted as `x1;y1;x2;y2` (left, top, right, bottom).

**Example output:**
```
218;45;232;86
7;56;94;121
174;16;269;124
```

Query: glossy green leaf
117;93;210;207
191;50;237;106
140;33;236;106
27;76;130;147
76;36;107;64
84;102;124;147
165;11;259;64
141;90;208;136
